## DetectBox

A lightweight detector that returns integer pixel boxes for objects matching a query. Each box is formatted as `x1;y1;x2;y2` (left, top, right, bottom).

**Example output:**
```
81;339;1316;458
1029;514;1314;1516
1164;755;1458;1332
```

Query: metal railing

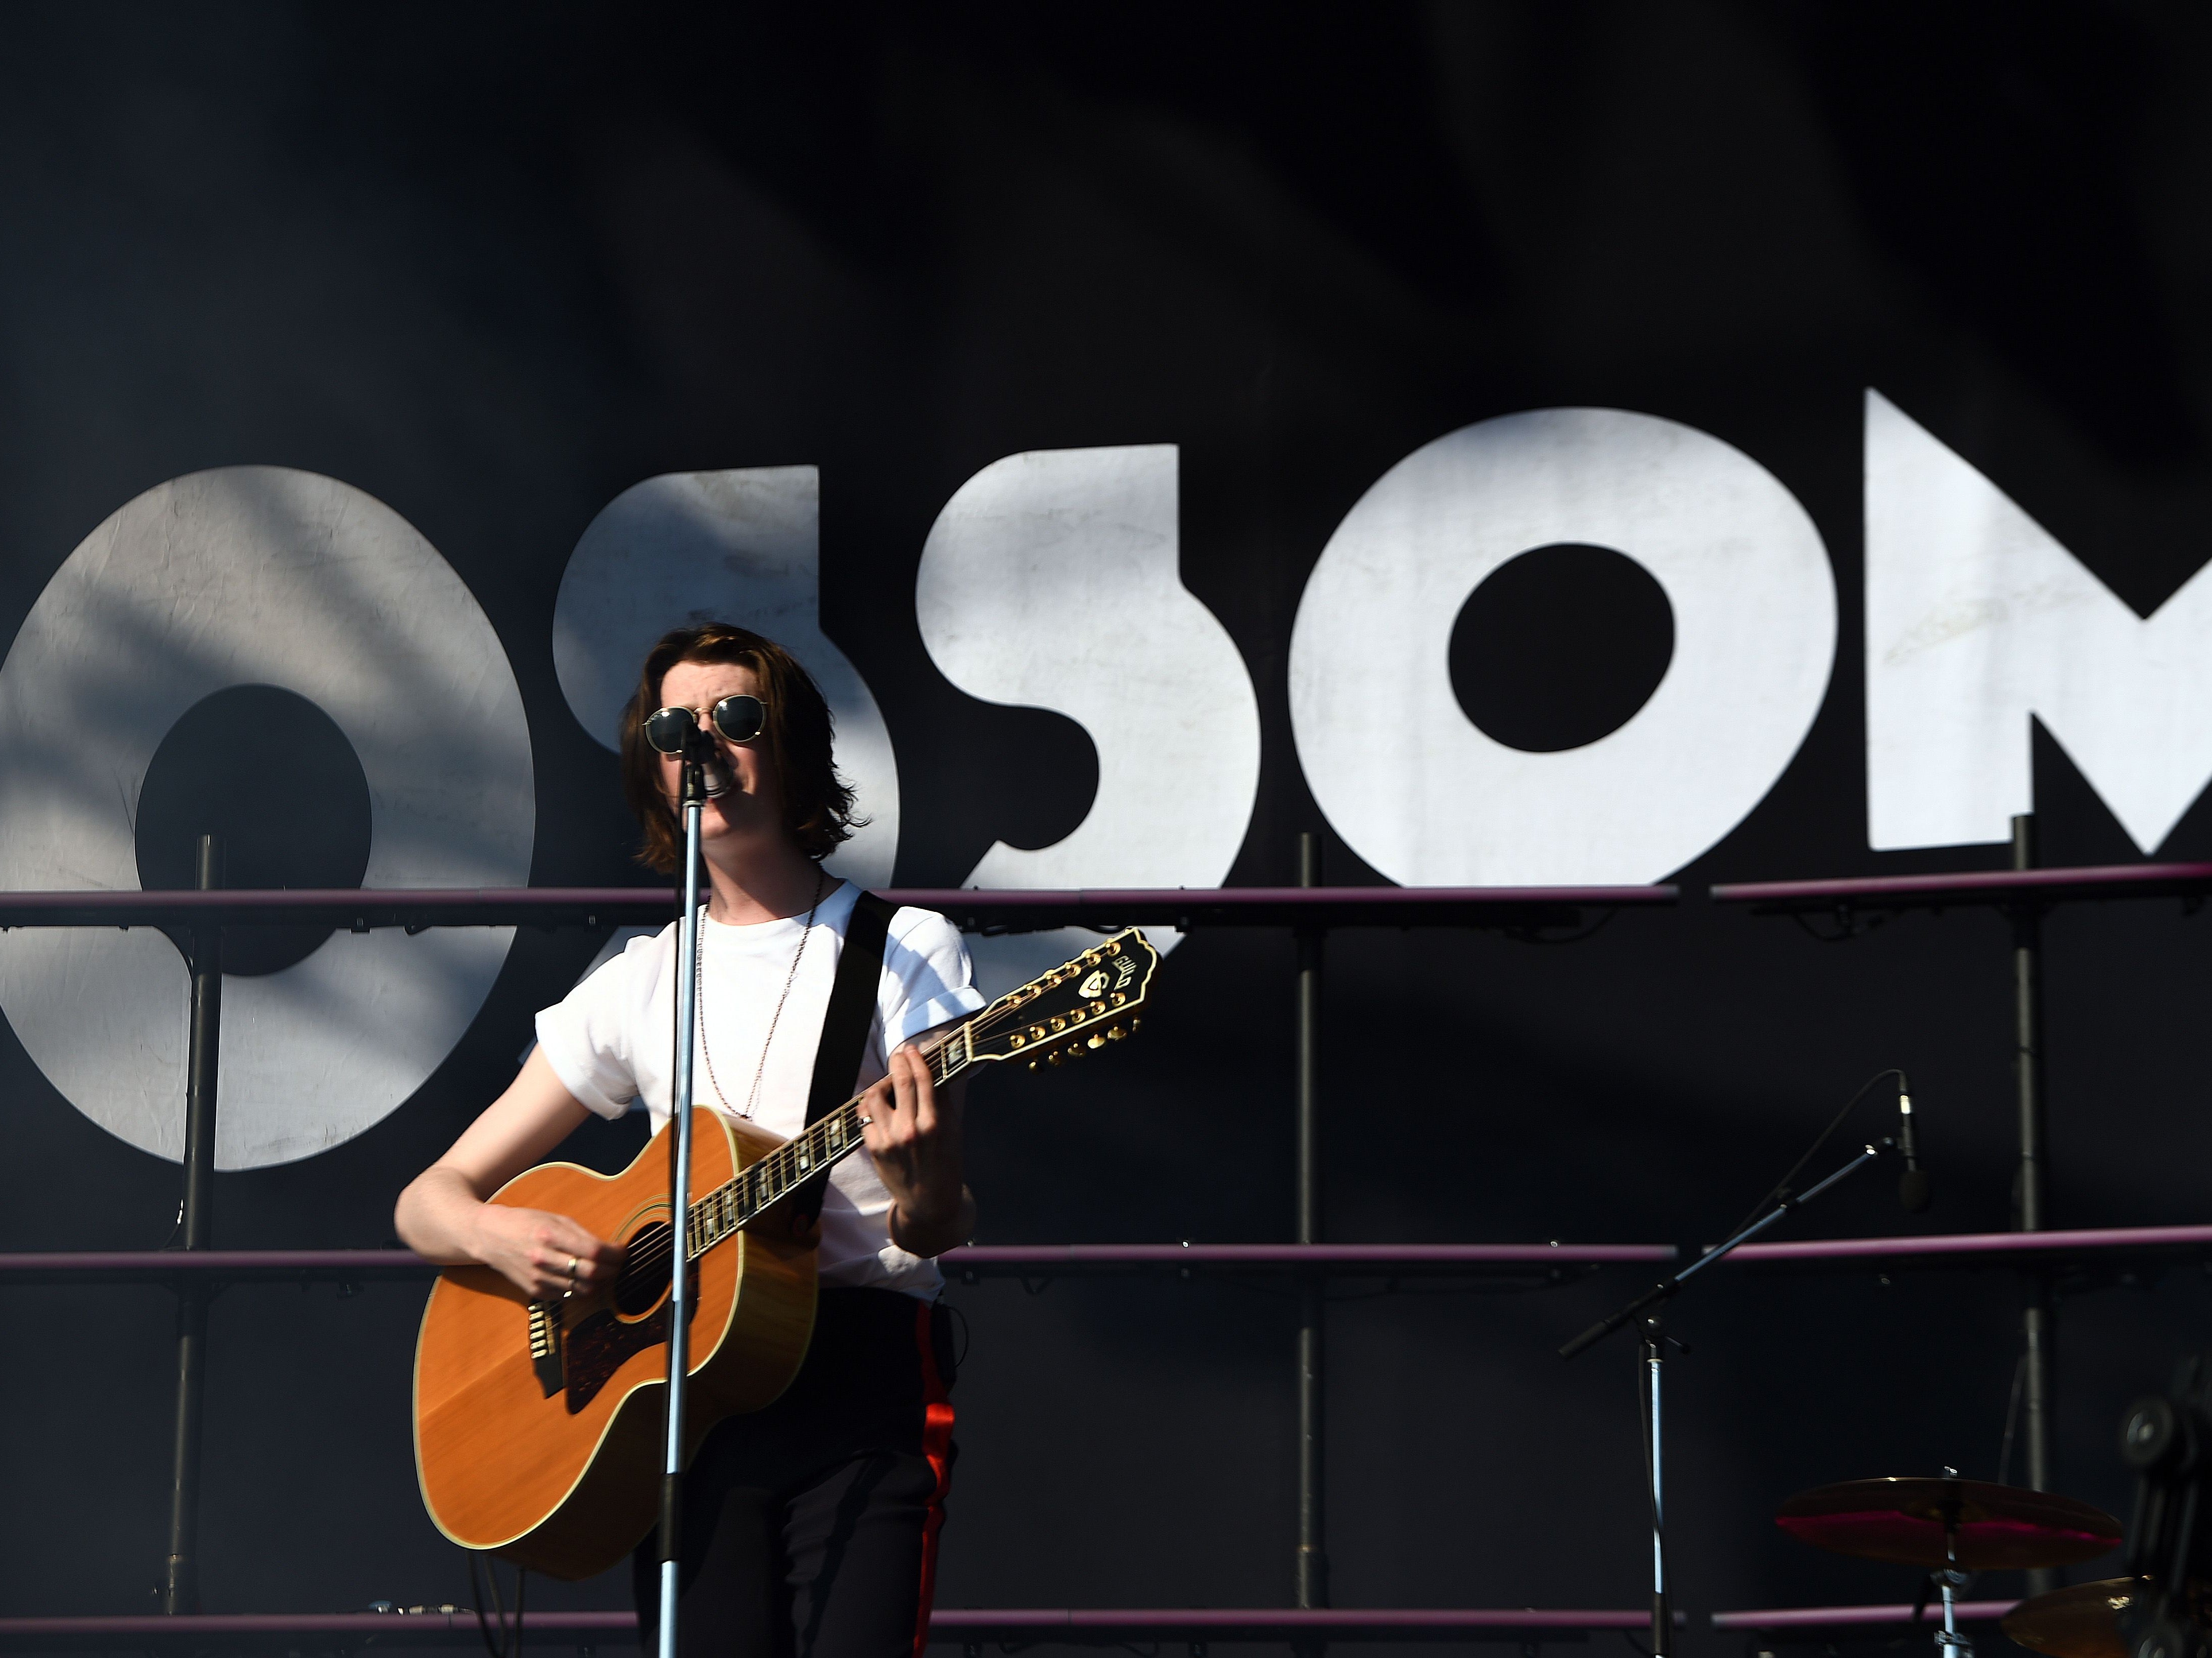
0;859;1675;1639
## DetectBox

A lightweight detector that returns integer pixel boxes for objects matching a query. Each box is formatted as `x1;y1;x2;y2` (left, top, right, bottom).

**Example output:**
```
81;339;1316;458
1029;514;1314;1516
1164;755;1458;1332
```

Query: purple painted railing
0;884;1675;933
0;1249;431;1283
8;1227;2204;1285
1712;860;2212;911
0;1607;1675;1646
0;1244;1675;1284
1724;1222;2212;1266
1709;1600;2018;1631
948;1242;1676;1272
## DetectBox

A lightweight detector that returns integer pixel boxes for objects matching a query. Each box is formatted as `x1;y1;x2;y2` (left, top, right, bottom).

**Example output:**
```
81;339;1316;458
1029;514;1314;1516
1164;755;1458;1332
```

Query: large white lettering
1866;390;2212;852
1290;409;1836;886
914;445;1261;993
0;468;533;1169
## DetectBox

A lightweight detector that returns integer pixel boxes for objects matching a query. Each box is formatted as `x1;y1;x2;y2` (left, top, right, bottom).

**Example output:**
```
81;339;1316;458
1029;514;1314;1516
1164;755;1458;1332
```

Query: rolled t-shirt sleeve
882;909;986;1048
534;932;663;1119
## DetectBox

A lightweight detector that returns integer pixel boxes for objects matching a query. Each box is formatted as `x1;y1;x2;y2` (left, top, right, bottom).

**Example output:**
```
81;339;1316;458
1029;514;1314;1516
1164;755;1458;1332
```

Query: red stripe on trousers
912;1301;955;1658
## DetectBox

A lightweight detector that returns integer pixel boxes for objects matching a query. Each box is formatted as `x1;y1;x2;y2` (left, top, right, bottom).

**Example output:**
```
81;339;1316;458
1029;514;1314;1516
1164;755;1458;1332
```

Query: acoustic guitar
412;926;1160;1579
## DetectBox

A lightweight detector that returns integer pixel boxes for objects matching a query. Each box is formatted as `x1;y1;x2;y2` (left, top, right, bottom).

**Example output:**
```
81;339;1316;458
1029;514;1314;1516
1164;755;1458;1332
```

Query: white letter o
1289;409;1835;887
0;468;533;1169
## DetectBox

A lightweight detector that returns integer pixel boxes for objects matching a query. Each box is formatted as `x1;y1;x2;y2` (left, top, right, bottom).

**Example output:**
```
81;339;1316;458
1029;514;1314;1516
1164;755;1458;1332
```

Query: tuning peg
1107;1025;1125;1040
1087;1033;1105;1049
1046;1051;1063;1067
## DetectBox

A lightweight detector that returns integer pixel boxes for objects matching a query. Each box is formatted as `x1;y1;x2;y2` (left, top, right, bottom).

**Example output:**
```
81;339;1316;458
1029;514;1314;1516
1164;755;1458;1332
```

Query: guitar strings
609;1005;1033;1283
603;949;1143;1293
605;1044;980;1289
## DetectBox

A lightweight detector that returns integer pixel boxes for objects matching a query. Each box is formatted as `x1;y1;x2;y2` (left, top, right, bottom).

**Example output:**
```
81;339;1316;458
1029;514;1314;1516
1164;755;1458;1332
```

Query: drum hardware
1776;1471;2122;1658
2114;1359;2212;1658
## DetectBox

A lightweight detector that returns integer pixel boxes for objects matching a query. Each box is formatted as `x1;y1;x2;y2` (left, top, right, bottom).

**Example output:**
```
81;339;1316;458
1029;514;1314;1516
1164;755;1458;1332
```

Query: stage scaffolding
0;849;1680;1648
5;822;2211;1650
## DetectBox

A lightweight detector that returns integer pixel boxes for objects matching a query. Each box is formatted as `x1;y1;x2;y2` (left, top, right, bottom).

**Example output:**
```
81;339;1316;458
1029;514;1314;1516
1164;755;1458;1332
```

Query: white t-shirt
533;880;985;1300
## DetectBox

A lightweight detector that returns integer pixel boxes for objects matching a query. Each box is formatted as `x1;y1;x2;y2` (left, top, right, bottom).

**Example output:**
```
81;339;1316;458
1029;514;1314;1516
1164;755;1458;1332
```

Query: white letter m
1866;389;2212;853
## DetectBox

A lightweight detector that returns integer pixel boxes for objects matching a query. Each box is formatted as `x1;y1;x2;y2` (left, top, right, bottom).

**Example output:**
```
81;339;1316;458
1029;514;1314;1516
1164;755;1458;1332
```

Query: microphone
1896;1075;1930;1213
689;731;734;799
641;706;734;798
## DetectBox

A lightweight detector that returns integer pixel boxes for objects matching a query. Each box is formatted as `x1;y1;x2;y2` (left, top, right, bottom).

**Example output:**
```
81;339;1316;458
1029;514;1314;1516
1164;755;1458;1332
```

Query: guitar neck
681;1022;980;1260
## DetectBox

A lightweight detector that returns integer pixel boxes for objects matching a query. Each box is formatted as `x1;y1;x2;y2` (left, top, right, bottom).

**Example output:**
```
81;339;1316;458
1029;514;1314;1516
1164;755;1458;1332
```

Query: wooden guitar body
412;1109;816;1580
409;927;1163;1580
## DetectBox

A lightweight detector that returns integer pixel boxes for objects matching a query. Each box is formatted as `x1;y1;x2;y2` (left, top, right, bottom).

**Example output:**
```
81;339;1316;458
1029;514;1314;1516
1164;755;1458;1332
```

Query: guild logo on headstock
1078;970;1109;998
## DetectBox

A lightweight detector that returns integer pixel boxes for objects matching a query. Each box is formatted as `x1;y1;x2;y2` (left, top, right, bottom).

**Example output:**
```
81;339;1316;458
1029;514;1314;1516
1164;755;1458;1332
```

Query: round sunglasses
643;693;767;756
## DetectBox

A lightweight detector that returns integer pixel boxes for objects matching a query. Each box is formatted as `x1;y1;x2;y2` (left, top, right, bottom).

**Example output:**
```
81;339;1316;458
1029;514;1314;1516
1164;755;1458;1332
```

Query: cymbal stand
1936;1480;1972;1658
1562;1139;1894;1658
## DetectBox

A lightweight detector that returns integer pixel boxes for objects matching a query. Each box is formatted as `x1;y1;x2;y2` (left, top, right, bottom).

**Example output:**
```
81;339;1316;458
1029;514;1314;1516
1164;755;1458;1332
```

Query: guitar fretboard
680;1020;978;1260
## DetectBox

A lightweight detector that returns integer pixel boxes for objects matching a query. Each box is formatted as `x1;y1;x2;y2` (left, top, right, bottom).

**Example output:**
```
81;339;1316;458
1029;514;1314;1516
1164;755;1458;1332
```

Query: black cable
467;1554;527;1658
469;1553;497;1658
1997;1350;2027;1487
1722;1069;1905;1244
946;1301;972;1371
1511;905;1622;947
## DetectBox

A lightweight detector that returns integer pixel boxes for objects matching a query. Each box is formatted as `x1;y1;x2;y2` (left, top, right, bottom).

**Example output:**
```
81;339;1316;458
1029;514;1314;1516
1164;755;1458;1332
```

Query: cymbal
2000;1578;2139;1658
1775;1476;2122;1570
2003;1578;2212;1658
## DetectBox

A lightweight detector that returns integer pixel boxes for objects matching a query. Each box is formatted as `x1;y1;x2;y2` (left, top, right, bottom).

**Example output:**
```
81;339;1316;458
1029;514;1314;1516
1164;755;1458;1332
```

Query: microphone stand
1559;1138;1896;1658
656;738;714;1658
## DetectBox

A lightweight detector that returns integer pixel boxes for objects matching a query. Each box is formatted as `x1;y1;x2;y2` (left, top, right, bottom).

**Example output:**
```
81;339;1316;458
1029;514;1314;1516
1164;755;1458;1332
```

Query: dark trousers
634;1288;956;1658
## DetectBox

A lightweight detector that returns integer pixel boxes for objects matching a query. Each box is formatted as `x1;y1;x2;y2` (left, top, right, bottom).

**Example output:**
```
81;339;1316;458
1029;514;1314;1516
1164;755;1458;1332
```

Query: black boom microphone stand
1560;1098;1908;1658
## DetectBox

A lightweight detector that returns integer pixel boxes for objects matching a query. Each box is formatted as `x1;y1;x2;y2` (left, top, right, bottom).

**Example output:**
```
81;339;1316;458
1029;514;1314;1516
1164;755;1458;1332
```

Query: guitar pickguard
561;1297;697;1415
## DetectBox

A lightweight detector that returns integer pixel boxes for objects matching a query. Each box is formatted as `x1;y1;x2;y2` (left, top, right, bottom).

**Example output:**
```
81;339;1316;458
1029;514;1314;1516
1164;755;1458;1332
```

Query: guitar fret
679;1012;1005;1260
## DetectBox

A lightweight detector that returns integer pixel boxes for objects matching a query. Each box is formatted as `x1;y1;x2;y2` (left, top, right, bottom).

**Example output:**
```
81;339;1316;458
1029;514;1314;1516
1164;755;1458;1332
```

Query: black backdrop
5;4;2212;1651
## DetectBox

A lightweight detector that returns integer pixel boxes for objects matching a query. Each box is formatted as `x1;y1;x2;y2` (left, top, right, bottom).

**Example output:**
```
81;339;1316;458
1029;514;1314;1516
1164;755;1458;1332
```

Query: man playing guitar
396;621;982;1658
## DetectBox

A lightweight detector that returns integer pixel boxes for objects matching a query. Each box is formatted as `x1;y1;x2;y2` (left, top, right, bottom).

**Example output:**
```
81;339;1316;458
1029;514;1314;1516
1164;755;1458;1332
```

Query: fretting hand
858;1043;975;1259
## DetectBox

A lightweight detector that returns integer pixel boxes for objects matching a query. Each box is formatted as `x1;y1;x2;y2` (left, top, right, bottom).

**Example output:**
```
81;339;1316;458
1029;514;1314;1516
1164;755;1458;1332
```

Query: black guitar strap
792;888;898;1223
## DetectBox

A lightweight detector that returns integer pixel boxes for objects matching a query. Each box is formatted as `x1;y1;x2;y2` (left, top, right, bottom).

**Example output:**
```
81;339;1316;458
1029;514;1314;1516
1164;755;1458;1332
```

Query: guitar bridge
526;1300;564;1400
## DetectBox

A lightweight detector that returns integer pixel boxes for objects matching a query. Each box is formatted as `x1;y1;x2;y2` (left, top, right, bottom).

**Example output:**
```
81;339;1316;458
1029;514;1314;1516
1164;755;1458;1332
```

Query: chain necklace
697;867;828;1120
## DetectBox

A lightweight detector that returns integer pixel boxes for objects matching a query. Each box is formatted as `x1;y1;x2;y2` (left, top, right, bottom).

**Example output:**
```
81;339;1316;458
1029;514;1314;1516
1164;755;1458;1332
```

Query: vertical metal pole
1295;832;1328;1615
1645;1320;1668;1658
2012;813;2057;1599
163;834;222;1616
658;794;707;1658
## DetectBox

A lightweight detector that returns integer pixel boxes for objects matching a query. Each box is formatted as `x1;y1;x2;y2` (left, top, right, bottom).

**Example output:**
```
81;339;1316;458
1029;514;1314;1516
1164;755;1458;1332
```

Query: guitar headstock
964;928;1161;1071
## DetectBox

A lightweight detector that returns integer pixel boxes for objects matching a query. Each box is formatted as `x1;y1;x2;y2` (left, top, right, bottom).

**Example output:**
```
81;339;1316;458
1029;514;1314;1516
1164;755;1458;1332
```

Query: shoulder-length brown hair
619;623;860;872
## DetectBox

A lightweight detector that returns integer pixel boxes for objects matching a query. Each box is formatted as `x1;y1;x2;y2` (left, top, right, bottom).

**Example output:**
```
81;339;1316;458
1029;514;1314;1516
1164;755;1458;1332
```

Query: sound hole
613;1220;671;1316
